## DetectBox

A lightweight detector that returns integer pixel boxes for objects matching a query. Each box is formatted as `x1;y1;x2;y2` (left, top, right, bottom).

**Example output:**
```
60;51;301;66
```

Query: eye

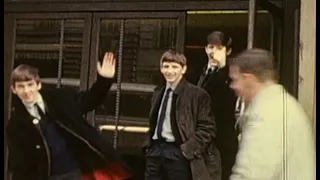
27;82;34;87
17;85;24;89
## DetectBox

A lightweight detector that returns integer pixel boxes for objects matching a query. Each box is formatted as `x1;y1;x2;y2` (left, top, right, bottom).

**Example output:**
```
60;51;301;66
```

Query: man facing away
6;52;132;180
143;50;220;180
229;48;316;180
197;31;238;180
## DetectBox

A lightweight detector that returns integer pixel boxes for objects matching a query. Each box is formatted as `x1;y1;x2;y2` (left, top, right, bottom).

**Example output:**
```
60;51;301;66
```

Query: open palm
97;52;116;78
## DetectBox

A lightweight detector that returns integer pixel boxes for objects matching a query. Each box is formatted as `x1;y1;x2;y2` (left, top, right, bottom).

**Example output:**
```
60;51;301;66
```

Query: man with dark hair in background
197;31;238;180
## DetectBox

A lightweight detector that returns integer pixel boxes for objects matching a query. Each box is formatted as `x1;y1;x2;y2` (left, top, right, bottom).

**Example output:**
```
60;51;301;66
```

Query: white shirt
206;63;218;74
23;93;46;119
152;81;179;142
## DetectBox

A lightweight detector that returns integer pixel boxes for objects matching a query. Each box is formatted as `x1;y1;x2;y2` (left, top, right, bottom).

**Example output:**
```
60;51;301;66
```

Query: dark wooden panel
5;1;283;13
4;13;16;180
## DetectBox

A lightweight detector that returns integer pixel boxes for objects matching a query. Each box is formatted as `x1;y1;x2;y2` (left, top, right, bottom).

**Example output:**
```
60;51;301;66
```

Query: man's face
229;66;252;102
11;80;41;104
160;62;186;85
205;44;227;68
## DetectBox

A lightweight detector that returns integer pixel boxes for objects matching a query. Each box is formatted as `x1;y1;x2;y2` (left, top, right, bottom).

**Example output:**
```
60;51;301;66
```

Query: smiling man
143;50;218;180
6;52;132;180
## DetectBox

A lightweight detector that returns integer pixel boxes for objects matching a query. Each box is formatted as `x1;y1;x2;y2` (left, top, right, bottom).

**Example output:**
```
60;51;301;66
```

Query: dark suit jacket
6;75;131;180
197;64;238;177
144;78;219;180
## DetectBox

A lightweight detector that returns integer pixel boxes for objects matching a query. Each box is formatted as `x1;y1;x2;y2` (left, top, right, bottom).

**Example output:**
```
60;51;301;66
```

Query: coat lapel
149;86;165;128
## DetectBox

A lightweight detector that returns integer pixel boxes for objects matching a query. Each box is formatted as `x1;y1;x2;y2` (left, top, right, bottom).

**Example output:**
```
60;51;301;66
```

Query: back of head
160;50;187;66
230;48;276;82
11;64;40;86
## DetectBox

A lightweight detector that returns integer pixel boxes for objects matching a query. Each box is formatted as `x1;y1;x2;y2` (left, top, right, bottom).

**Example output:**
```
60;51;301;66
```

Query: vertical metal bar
176;12;186;52
237;0;257;118
80;14;93;91
247;0;256;49
269;13;274;53
113;19;124;149
57;20;65;88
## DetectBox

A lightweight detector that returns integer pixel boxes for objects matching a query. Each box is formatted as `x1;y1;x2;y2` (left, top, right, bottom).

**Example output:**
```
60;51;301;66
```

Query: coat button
36;145;41;149
33;119;39;125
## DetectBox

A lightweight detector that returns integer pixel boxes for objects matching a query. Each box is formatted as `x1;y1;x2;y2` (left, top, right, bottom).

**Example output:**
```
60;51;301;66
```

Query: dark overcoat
144;78;220;180
6;75;132;180
197;65;238;179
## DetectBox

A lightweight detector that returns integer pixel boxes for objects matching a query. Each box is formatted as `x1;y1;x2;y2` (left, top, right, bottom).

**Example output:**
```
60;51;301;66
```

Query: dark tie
34;103;49;130
206;68;213;75
35;103;45;119
156;88;172;140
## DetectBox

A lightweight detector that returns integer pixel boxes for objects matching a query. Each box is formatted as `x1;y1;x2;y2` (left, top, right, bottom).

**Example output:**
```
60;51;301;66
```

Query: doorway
184;10;273;84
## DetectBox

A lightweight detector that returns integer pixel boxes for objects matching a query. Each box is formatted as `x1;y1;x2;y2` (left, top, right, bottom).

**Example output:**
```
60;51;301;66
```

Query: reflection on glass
96;18;178;121
14;19;85;89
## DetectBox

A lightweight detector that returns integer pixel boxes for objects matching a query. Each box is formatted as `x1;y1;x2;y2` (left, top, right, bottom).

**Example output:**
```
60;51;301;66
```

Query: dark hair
11;64;40;85
207;31;232;50
160;50;187;66
230;48;276;82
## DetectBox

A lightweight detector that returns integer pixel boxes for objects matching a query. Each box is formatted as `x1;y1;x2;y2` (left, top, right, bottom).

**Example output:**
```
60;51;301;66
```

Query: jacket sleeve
230;112;283;180
180;91;215;160
74;74;114;114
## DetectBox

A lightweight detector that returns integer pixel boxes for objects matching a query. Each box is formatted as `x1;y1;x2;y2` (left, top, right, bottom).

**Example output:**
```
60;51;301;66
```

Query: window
13;18;87;90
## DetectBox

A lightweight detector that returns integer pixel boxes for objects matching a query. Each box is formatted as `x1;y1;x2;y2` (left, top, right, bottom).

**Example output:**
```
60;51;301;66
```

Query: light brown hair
160;50;187;66
11;64;40;86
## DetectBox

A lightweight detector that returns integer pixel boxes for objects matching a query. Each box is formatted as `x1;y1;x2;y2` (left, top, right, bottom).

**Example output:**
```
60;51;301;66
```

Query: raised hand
97;52;116;78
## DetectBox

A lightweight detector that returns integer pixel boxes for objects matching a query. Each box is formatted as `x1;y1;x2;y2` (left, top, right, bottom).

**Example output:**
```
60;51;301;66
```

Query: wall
298;0;316;133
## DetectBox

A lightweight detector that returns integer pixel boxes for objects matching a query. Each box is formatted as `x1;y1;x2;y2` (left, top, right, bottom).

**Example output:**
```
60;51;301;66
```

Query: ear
205;46;210;54
243;73;257;82
37;82;42;91
10;85;17;94
182;65;187;74
227;48;232;56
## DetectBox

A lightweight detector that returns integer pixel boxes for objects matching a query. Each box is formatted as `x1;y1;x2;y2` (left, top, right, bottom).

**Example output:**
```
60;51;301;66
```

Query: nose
23;86;32;93
166;67;174;74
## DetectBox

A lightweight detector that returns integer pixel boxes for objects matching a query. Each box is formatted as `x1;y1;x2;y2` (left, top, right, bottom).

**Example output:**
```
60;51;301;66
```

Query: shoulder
185;83;210;98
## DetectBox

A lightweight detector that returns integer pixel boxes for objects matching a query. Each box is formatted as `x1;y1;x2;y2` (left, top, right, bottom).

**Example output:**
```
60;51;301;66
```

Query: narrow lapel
149;86;165;124
197;73;206;87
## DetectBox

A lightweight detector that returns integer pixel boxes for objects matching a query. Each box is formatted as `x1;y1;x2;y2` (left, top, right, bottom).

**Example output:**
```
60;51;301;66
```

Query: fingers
103;52;116;65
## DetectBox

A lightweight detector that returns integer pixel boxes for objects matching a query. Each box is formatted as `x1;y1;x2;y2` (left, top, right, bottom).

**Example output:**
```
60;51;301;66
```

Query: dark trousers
217;142;237;180
145;141;192;180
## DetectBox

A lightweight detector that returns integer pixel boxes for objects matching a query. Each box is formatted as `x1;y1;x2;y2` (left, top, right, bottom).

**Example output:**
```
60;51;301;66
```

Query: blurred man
6;52;132;180
143;50;218;180
197;31;238;180
229;48;316;180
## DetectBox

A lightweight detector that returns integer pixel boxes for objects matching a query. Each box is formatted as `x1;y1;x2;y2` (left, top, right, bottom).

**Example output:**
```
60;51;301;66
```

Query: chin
22;98;36;104
166;79;177;84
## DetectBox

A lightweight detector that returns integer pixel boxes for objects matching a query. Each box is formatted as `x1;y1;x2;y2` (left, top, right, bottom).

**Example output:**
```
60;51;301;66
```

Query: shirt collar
166;81;179;91
207;62;218;70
